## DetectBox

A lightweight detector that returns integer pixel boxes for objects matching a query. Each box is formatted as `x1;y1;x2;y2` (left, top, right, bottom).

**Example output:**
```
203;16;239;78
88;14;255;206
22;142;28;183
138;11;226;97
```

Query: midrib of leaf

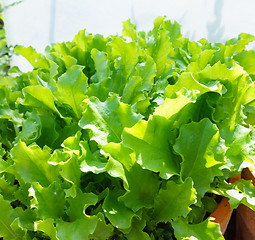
89;101;122;143
0;218;19;239
70;86;80;119
21;147;51;186
24;92;57;114
143;139;172;160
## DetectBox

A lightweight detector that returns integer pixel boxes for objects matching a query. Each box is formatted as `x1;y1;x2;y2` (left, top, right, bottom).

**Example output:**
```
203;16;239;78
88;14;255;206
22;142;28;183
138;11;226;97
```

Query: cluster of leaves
1;16;255;239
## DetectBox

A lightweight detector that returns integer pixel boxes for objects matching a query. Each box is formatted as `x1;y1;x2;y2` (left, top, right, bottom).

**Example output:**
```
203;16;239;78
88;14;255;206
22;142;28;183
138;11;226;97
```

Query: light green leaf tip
55;65;88;119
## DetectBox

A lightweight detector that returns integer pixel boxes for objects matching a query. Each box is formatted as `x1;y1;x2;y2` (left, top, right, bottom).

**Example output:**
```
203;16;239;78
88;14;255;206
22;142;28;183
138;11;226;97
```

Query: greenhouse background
2;0;255;71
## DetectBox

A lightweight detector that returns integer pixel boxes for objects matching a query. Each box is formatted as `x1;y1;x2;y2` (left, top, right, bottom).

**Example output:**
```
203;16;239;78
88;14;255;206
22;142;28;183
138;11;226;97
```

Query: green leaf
149;29;172;78
0;105;23;124
162;19;182;41
10;141;59;187
212;179;255;211
72;30;90;52
13;183;31;211
60;154;81;188
125;217;150;240
172;218;224;240
73;30;108;53
152;16;166;35
105;156;128;189
187;49;216;72
174;119;223;197
187;205;207;225
86;81;110;102
234;50;255;74
119;163;160;212
80;141;107;174
197;62;252;127
102;189;136;230
55;65;88;118
0;175;17;200
89;213;114;240
224;33;255;58
103;142;136;171
122;115;179;179
220;125;254;171
62;131;81;154
48;149;71;165
22;85;59;114
36;113;59;148
242;84;255;106
202;196;218;213
9;218;25;240
35;218;57;240
56;191;98;239
153;178;196;222
56;217;98;240
91;48;111;82
15;45;49;69
61;55;78;68
164;72;221;100
122;19;137;40
109;37;138;81
196;61;246;100
66;191;98;221
15;118;39;145
121;76;144;105
135;55;156;91
53;121;80;150
154;95;191;119
14;208;36;232
30;181;65;219
121;55;157;108
79;95;142;146
0;195;20;240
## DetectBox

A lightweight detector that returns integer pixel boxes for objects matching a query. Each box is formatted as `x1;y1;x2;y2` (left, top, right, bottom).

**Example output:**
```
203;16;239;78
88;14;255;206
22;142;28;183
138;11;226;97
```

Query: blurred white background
2;0;255;71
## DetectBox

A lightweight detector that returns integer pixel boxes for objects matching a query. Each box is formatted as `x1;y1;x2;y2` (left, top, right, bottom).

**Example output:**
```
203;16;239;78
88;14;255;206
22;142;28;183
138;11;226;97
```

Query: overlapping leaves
1;16;255;240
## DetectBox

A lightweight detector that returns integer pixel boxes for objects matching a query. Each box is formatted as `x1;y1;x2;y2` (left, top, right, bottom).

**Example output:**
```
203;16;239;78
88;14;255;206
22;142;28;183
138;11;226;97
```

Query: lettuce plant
1;16;255;239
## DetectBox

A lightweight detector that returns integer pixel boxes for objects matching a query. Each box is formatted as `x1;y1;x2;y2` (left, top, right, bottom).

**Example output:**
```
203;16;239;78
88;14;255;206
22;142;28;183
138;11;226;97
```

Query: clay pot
210;196;233;234
235;166;255;240
241;166;255;185
210;175;241;234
